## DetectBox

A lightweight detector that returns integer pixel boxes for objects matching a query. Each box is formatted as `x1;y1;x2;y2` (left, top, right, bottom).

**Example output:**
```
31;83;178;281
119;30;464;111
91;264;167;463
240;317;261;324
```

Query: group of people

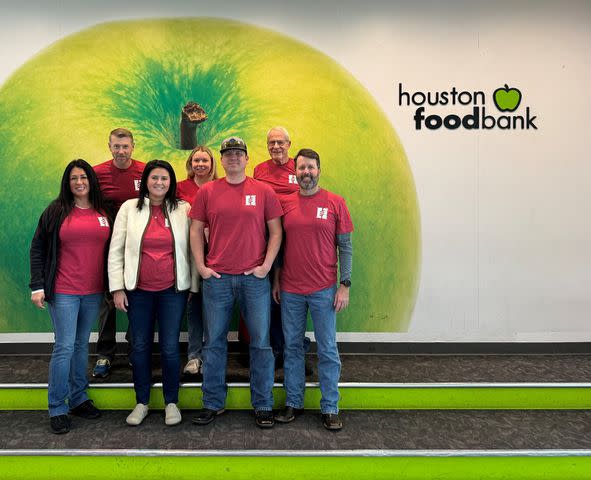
29;127;354;434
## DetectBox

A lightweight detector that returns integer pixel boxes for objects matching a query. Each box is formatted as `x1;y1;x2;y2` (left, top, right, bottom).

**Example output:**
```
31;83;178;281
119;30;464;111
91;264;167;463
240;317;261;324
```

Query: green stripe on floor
1;455;591;480
1;385;590;410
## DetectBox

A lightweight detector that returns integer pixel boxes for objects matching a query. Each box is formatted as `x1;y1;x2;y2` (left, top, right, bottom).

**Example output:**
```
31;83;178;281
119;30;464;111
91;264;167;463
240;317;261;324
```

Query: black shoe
255;409;275;428
322;413;343;431
50;414;71;434
69;399;101;419
274;406;304;424
192;408;225;426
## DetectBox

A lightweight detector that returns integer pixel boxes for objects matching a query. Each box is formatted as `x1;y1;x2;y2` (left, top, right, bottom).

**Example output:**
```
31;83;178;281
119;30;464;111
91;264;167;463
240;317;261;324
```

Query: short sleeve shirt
54;206;111;295
253;158;299;199
176;178;200;204
280;189;354;294
190;177;283;274
94;159;145;211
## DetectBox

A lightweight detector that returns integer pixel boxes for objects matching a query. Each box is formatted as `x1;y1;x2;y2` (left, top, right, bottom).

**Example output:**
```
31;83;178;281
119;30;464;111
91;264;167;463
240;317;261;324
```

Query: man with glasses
254;127;298;197
190;136;283;428
92;128;145;377
253;127;312;372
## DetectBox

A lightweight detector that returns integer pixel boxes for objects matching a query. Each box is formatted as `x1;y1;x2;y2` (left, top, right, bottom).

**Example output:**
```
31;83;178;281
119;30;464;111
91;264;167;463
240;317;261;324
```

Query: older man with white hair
253;127;312;372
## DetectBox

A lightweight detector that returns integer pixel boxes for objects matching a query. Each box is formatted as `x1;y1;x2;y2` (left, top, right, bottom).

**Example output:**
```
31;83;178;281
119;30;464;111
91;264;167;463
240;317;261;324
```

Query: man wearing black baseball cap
189;136;283;428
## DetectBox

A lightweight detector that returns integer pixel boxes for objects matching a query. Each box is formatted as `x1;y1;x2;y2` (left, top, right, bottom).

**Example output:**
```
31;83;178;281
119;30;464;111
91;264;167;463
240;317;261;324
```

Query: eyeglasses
267;140;286;146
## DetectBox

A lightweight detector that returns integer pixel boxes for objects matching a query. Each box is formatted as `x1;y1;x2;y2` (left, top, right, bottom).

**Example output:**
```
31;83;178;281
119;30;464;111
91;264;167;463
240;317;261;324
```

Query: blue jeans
269;267;311;359
281;285;341;414
47;293;102;417
126;288;188;405
186;291;203;360
202;274;274;411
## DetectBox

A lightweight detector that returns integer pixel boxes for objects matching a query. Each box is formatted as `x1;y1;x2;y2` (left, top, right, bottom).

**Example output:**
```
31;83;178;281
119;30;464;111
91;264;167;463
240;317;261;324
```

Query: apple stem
180;119;198;149
180;102;208;150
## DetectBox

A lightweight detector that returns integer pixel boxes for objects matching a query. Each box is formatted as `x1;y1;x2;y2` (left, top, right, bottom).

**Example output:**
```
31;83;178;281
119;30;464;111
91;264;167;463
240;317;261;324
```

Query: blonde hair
186;145;218;181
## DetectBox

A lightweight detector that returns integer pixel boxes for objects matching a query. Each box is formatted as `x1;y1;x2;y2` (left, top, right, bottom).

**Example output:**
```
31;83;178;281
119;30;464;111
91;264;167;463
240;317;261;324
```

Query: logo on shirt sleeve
245;195;257;206
316;207;328;220
288;174;297;184
134;179;141;191
97;216;109;227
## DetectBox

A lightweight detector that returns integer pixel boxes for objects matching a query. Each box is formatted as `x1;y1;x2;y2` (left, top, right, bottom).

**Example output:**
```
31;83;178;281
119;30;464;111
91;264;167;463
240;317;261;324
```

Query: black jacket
29;202;66;302
29;201;111;302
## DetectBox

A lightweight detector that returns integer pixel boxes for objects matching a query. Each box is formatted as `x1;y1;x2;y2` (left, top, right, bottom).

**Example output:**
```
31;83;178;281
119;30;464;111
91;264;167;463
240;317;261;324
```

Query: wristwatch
340;279;351;288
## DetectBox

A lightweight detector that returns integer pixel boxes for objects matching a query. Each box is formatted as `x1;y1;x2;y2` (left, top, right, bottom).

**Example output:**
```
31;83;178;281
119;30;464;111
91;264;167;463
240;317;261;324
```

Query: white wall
1;0;589;342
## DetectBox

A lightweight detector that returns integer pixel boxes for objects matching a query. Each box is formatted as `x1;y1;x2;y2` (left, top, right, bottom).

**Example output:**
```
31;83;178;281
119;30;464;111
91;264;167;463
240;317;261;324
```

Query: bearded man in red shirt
272;148;353;431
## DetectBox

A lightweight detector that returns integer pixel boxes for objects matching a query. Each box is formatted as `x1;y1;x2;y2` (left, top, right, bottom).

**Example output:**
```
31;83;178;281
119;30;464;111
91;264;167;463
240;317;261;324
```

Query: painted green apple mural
0;18;420;333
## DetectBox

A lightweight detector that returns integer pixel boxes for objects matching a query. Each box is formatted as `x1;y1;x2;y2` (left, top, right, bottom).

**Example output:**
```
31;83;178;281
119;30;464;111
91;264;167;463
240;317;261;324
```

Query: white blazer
108;197;198;293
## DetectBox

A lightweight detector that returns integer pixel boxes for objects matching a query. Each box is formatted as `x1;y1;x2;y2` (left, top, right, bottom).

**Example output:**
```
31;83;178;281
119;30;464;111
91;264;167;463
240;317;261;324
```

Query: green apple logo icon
0;18;421;333
493;84;522;112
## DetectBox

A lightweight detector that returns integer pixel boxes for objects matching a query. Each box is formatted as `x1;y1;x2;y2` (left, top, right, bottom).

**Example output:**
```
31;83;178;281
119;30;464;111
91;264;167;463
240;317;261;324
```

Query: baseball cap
220;136;247;154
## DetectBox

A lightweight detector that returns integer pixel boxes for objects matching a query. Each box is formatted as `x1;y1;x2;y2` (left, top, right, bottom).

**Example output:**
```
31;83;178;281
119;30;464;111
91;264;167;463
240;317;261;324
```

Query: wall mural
0;18;421;333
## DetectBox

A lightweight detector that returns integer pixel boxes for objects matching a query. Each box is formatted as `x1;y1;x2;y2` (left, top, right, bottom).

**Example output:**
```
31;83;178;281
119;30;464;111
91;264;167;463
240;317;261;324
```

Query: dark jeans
270;294;284;356
186;291;204;360
96;292;132;361
126;287;188;405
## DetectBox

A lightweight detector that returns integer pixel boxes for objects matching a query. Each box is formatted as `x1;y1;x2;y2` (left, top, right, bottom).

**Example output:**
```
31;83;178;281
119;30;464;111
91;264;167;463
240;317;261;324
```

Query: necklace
152;205;160;220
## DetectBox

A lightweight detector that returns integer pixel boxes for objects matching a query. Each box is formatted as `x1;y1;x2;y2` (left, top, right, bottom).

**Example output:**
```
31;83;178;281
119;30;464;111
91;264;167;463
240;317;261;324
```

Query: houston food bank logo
398;83;537;130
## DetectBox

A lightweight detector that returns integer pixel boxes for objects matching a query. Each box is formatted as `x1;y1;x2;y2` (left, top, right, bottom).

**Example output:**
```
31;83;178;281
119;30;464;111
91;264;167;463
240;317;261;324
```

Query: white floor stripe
1;382;591;389
1;449;591;457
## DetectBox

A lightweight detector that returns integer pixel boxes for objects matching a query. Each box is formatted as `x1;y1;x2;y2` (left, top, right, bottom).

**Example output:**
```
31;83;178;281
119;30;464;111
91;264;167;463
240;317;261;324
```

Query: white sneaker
183;358;202;374
126;403;149;426
165;403;182;426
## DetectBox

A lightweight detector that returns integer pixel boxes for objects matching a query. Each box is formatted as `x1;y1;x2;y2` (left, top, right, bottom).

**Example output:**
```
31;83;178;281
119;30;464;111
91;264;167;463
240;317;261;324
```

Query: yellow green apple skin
0;18;420;333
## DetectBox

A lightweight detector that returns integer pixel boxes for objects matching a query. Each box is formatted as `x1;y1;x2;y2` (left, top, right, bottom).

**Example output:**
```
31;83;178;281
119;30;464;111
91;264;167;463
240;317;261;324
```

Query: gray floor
1;353;591;384
2;353;591;452
1;409;591;451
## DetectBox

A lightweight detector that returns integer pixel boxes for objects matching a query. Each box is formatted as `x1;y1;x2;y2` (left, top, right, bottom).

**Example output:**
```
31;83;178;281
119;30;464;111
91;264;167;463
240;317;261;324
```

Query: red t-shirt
280;189;354;295
94;159;145;211
253;158;299;198
137;205;175;291
190;177;283;274
176;178;200;204
54;206;111;295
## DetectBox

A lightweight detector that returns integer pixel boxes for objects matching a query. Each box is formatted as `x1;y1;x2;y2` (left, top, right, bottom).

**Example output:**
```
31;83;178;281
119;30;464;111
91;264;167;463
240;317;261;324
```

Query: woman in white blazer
109;160;197;427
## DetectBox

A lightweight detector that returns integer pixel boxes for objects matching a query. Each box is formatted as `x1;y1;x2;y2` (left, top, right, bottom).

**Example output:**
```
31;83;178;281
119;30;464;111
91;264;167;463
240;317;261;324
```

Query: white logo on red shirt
97;217;109;227
245;195;257;206
288;174;297;184
316;207;328;220
134;180;141;191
